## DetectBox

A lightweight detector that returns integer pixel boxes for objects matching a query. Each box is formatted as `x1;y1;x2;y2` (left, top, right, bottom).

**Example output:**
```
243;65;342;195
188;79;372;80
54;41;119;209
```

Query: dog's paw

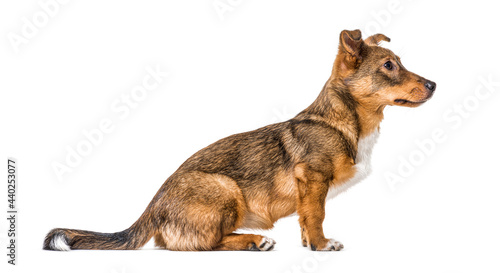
310;239;344;251
249;236;276;251
321;239;343;251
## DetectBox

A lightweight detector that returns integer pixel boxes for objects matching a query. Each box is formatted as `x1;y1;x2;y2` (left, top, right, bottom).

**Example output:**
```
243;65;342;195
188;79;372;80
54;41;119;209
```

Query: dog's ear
364;33;391;46
339;29;363;59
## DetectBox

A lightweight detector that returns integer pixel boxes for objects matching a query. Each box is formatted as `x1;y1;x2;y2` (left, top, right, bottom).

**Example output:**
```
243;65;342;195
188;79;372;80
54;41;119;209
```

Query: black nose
425;81;436;92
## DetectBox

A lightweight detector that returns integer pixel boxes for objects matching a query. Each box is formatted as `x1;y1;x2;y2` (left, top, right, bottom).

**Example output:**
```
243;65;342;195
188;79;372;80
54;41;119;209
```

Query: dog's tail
43;210;155;251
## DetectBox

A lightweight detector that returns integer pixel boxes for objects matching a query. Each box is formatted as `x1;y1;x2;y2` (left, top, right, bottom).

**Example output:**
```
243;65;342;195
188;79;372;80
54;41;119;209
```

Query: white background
1;0;500;273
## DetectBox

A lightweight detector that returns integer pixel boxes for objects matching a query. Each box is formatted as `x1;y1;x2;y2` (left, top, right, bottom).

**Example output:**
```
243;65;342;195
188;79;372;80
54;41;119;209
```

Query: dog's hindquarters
151;171;248;250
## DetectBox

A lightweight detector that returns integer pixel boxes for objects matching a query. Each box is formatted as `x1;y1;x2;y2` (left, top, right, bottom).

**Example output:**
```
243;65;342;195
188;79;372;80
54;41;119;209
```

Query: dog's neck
351;92;385;138
298;78;384;141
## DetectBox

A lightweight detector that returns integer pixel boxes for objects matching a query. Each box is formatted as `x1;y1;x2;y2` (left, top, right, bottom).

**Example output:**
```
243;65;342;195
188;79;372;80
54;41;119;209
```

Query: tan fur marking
331;154;356;187
269;170;297;222
294;163;331;250
215;233;272;251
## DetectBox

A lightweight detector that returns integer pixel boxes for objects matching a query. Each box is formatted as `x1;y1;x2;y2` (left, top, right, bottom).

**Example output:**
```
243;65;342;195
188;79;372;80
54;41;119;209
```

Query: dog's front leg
295;163;344;251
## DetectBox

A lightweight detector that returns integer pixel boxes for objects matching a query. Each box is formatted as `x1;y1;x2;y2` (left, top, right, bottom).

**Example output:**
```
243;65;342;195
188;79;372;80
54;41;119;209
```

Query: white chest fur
326;129;380;200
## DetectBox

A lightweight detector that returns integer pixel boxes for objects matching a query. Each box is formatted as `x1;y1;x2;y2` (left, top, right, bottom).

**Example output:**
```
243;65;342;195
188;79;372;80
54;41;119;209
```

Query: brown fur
44;29;436;251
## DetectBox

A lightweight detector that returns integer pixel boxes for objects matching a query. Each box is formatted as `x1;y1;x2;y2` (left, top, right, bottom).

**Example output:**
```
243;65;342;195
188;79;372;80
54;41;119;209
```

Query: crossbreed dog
44;29;436;251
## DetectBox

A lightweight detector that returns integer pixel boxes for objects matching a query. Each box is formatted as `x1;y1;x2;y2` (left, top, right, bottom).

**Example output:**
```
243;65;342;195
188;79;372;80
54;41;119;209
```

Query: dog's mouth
394;87;434;106
393;98;428;106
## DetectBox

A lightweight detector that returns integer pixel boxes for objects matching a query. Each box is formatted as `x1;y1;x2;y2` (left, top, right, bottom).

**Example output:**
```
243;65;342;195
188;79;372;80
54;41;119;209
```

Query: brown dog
44;29;436;251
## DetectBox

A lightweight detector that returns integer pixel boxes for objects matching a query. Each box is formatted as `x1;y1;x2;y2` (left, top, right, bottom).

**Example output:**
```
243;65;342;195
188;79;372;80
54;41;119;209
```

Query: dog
44;29;436;251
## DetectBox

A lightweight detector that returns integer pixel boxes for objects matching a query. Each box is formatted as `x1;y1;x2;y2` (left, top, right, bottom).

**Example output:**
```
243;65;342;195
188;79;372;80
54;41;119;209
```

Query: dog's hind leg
214;233;275;251
153;172;254;251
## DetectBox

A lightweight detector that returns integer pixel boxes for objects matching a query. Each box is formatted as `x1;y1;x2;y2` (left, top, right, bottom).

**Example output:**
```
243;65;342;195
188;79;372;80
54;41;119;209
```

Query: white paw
254;236;276;251
319;239;343;251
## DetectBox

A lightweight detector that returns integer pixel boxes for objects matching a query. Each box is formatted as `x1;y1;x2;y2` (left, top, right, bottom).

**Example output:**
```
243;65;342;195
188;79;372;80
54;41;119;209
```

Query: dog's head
333;29;436;108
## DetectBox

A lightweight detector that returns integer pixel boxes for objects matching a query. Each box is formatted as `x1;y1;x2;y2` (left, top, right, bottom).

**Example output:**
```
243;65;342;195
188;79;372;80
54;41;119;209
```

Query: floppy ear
339;29;363;59
364;33;391;46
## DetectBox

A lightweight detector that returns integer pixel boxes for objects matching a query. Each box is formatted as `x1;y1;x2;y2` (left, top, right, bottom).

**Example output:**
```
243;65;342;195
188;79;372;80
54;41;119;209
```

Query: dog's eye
384;61;394;71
